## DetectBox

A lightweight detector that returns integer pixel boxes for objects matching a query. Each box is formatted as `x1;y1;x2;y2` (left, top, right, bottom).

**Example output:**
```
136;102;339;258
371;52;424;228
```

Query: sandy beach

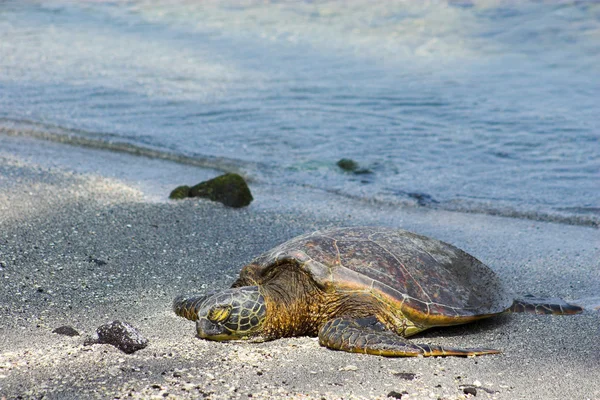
1;134;599;400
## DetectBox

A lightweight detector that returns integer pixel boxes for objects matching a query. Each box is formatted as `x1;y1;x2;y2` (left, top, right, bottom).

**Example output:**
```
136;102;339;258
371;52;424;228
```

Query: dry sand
0;135;599;400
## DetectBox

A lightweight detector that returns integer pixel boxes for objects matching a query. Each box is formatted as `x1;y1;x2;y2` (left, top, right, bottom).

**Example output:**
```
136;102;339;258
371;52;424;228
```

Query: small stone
463;386;477;396
84;321;148;354
336;158;372;174
337;158;359;172
339;365;358;371
52;326;80;337
460;384;497;395
392;372;417;380
88;256;107;266
387;390;406;399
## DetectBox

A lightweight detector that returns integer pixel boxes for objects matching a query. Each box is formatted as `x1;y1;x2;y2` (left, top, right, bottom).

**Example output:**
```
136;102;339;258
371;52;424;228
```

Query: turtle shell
234;227;513;326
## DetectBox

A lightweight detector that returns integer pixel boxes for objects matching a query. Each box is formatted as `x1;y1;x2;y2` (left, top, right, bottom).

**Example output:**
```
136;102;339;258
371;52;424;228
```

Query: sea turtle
174;227;581;357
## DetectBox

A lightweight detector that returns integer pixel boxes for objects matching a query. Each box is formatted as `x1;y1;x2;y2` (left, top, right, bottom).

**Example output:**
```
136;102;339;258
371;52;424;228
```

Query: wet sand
1;135;599;399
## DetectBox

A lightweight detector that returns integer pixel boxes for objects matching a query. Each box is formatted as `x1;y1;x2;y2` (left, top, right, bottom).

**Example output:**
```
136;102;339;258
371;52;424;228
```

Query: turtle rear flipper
318;317;499;357
510;296;583;315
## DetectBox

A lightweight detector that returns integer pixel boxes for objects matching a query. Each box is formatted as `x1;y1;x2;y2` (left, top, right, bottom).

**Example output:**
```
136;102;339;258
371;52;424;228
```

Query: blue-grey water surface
1;0;598;225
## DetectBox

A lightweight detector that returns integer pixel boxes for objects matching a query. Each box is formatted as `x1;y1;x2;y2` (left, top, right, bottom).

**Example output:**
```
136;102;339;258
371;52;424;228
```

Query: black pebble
52;326;80;337
387;390;407;399
88;256;107;266
463;386;477;396
392;372;416;380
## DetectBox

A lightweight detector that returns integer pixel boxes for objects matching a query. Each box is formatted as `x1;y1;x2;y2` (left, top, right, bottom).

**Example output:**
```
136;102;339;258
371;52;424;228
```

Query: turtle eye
207;305;232;323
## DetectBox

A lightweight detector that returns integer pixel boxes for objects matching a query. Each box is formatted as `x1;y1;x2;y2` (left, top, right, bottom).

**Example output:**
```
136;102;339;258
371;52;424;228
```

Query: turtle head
175;287;267;341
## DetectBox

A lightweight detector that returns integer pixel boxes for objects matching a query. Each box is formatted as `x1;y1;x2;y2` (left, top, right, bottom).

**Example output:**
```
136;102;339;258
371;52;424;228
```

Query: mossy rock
188;173;253;208
337;158;359;171
169;185;191;200
336;158;372;175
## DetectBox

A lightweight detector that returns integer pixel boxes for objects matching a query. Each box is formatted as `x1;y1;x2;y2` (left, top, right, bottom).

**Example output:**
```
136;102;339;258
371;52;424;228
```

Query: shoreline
1;124;597;228
1;133;599;399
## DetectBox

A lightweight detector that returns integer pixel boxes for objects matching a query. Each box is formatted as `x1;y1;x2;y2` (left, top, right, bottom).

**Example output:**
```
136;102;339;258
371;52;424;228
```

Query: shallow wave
1;121;597;228
1;1;598;228
0;120;259;179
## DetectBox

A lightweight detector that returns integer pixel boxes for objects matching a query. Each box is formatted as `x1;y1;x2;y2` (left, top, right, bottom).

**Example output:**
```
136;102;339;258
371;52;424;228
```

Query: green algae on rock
169;185;191;200
170;173;253;208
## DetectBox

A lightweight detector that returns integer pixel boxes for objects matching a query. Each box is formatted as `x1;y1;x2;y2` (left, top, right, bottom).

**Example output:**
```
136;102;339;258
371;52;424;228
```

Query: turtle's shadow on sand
416;313;511;339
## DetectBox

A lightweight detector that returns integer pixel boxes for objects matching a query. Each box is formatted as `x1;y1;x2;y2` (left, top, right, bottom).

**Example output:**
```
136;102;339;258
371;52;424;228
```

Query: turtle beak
196;318;237;341
173;290;220;321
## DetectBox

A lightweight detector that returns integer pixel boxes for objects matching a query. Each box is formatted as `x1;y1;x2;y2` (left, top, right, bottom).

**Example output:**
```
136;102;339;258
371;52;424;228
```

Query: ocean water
0;0;598;226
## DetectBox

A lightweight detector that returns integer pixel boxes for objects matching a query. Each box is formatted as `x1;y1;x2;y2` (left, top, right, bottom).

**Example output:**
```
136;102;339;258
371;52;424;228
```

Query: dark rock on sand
170;173;253;208
462;386;477;396
52;326;80;337
460;384;498;395
387;390;408;399
87;256;107;266
392;372;417;380
84;320;148;354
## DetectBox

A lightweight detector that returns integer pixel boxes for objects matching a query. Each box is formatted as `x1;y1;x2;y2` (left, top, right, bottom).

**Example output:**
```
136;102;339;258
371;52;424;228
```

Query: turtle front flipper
318;317;499;357
509;296;583;315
